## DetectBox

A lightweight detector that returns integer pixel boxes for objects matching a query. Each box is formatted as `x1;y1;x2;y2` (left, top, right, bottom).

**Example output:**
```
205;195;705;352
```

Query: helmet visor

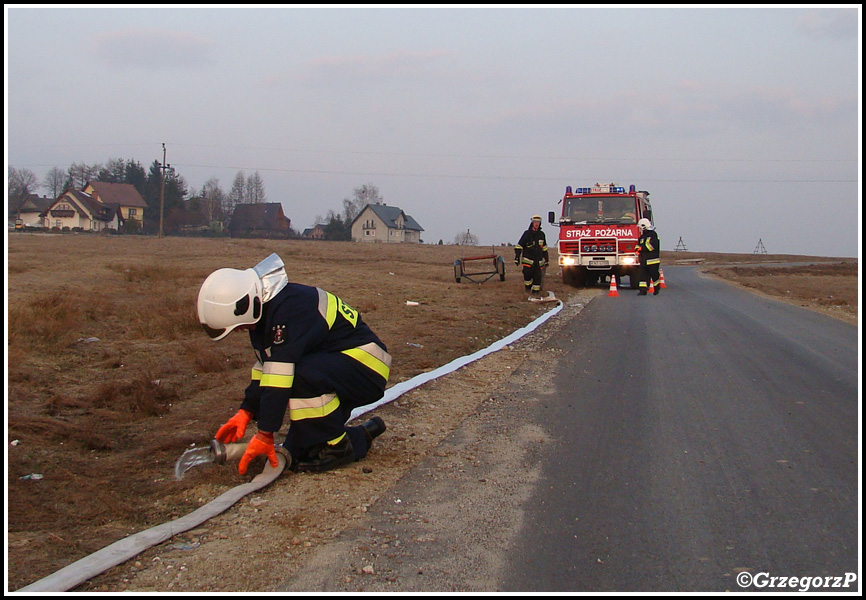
201;323;227;340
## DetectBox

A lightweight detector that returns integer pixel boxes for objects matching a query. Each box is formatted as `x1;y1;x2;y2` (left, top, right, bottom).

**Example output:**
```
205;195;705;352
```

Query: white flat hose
351;300;563;420
17;447;288;592
17;301;562;592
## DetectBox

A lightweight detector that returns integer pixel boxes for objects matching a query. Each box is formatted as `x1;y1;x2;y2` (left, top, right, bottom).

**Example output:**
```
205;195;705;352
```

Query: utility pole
158;143;171;238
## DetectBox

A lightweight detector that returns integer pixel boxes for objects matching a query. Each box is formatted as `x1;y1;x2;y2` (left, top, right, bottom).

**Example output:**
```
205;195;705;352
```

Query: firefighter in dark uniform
514;215;549;295
635;218;661;295
197;254;389;474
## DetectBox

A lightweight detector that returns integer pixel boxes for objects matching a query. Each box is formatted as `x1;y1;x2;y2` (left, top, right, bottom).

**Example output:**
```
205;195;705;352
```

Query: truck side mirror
548;211;556;224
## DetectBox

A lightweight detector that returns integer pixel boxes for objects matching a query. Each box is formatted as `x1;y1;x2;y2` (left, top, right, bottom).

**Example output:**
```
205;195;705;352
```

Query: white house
40;181;148;231
350;203;424;243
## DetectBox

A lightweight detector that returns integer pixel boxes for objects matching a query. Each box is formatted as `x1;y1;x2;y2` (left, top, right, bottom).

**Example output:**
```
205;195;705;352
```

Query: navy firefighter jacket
239;282;389;433
515;227;549;267
636;229;661;266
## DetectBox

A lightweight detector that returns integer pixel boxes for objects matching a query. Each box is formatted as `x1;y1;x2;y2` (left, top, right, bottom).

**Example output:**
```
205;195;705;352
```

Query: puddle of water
174;447;214;480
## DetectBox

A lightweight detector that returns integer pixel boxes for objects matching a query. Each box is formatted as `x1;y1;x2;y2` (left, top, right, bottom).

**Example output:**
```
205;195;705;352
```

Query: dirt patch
701;260;858;325
5;236;857;592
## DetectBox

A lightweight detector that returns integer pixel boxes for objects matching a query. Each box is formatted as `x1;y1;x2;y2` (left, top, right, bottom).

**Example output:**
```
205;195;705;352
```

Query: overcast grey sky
6;6;861;256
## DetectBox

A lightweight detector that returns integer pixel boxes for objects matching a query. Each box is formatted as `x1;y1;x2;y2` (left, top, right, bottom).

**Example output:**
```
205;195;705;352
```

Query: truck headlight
561;256;576;266
620;256;637;265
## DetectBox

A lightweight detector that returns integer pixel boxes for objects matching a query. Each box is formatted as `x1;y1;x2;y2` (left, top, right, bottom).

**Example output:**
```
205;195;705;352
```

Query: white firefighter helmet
197;267;264;341
637;218;652;231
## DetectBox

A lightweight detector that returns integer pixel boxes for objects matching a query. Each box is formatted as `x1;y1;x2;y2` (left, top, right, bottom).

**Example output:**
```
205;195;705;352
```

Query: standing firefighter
514;215;550;295
635;218;661;295
197;253;390;474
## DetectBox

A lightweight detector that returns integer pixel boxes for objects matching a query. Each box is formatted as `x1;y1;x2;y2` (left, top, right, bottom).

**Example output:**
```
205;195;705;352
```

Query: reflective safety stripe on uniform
317;288;338;328
250;360;263;382
289;392;340;421
327;432;347;446
317;288;359;329
260;361;295;389
341;342;392;381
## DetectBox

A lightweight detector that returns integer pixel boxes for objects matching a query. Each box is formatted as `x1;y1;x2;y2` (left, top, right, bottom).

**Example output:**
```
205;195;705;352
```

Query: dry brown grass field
5;233;857;591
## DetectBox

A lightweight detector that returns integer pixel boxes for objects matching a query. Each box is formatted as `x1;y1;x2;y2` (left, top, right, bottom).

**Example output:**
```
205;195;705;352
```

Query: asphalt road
501;266;860;592
279;266;859;593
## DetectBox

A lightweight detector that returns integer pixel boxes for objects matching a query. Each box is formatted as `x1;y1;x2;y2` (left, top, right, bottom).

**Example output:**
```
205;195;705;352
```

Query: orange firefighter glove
215;409;252;443
238;431;278;475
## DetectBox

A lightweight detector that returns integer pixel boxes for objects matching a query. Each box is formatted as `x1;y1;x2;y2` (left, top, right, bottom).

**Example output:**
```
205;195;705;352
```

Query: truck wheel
562;267;586;287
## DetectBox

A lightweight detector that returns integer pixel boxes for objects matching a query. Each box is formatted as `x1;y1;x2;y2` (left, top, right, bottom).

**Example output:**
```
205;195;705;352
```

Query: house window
128;208;137;217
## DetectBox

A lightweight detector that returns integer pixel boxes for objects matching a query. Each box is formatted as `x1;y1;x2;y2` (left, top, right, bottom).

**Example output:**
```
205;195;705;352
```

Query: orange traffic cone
659;269;667;288
608;276;619;297
648;279;655;295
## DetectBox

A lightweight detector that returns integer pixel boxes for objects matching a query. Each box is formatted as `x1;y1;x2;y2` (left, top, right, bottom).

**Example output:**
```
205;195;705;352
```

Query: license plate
589;260;609;267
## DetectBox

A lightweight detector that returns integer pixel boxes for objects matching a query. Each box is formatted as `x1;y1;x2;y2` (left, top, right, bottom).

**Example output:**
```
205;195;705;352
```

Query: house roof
229;203;290;232
354;203;424;232
18;194;54;214
43;190;117;222
86;181;148;208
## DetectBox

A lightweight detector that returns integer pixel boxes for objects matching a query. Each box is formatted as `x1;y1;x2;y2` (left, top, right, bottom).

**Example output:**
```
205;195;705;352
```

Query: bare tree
9;167;39;199
200;177;226;222
246;171;266;204
229;171;246;207
343;182;383;222
453;229;478;245
65;162;101;190
42;167;66;197
98;157;127;183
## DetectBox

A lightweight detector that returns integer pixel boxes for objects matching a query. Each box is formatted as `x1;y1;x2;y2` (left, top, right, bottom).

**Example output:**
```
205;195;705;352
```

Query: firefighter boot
653;285;660;295
638;289;648;296
293;436;355;473
361;416;386;446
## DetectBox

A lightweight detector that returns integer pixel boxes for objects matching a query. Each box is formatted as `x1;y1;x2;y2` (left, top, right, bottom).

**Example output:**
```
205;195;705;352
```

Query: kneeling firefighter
197;253;389;474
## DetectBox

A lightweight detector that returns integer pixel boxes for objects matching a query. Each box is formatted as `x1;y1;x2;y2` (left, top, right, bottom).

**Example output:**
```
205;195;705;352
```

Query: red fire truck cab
548;183;654;288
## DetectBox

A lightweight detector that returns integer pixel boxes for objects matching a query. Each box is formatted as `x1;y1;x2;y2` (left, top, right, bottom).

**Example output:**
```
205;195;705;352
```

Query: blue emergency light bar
571;186;627;194
565;184;635;195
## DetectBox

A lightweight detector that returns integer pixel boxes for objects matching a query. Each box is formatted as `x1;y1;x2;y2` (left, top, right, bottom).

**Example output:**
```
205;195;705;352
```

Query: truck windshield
562;196;637;224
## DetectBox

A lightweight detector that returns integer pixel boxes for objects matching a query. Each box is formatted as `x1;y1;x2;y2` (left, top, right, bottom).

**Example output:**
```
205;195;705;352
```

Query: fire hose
17;444;289;592
17;300;564;592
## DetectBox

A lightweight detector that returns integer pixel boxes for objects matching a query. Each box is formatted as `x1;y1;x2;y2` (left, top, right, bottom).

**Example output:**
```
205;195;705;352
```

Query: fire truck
548;183;654;288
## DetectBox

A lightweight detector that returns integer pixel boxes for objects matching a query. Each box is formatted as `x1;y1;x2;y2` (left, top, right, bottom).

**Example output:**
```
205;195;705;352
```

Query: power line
8;140;857;165
171;163;857;184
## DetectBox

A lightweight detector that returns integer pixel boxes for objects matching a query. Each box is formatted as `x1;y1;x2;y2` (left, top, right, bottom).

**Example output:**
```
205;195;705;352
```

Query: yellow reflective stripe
336;297;358;327
327;432;347;446
251;361;263;381
647;258;661;265
342;343;391;380
289;393;340;421
260;361;295;389
317;288;338;329
317;288;359;329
